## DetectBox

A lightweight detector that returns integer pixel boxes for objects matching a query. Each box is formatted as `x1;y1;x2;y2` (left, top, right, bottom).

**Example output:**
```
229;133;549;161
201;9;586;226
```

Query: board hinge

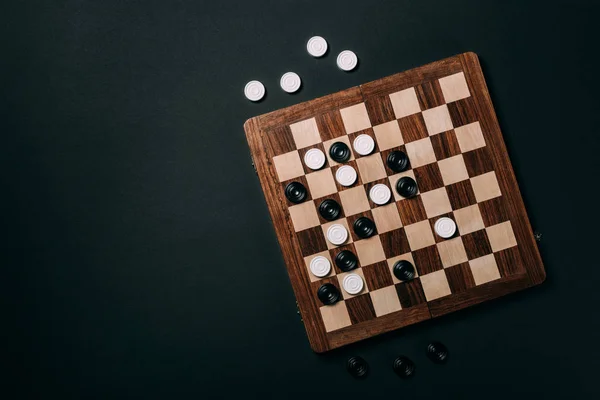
296;301;303;322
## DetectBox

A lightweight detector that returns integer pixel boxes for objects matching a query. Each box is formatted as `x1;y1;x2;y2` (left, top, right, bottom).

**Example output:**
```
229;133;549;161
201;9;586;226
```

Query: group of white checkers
243;36;359;102
304;136;457;296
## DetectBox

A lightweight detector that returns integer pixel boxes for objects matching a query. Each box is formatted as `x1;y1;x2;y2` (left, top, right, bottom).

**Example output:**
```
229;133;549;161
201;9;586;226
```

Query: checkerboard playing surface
244;53;545;353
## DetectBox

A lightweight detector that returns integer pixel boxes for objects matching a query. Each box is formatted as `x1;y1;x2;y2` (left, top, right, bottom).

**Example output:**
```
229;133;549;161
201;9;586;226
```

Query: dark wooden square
397;113;428;143
412;245;444;275
396;196;428;225
447;96;478;128
316;110;346;140
362;261;394;290
266;125;296;156
413;163;445;193
444;262;476;293
395;278;427;308
365;95;396;126
430;129;461;160
346;294;377;324
415;80;445;110
296;226;328;257
478;197;510;227
379;228;411;258
463;147;494;177
461;229;492;260
446;179;477;210
494;246;526;277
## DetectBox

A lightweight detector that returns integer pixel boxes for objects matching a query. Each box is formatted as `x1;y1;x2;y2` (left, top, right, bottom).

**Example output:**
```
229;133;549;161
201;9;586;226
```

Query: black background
3;0;600;398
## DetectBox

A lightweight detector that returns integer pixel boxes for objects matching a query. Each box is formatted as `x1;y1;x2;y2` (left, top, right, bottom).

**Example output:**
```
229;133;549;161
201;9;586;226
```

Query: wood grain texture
244;53;545;352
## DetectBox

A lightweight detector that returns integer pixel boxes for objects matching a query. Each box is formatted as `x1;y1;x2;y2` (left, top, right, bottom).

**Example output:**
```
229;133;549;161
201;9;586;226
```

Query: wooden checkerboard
244;52;545;353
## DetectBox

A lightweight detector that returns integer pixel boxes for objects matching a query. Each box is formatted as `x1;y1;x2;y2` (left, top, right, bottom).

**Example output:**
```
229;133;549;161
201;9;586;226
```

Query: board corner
309;339;329;354
243;116;260;137
461;51;480;63
530;263;547;286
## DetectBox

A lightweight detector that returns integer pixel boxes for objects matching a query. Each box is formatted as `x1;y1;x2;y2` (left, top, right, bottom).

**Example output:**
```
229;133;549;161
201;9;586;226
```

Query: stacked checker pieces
244;53;545;352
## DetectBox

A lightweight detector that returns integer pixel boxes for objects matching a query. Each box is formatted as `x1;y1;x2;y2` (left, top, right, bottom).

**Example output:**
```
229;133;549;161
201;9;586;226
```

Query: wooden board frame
244;53;545;353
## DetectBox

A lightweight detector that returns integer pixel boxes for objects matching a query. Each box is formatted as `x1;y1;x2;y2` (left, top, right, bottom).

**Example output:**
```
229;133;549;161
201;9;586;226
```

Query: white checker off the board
307;36;328;57
280;72;302;93
337;50;358;71
244;80;265;101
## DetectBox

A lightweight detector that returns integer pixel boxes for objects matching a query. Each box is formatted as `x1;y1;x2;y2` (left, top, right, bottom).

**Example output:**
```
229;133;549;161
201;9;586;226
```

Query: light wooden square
356;154;387;183
339;103;371;134
470;171;502;202
405;137;436;168
453;204;485;235
371;203;402;233
388;170;418;201
437;154;469;185
486;221;517;252
373;120;403;150
305;168;337;199
420;187;452;218
273;151;304;182
370;286;402;317
304;251;335;282
469;254;501;285
404;220;435;251
320;301;351;332
354;235;386;266
338;268;369;299
422;105;453;136
339;186;370;216
420;269;451;301
387;253;416;284
436;237;468;268
439;72;471;103
454;121;486;152
289;117;322;149
323;136;354;166
389;87;421;119
321;219;353;249
288;201;320;232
